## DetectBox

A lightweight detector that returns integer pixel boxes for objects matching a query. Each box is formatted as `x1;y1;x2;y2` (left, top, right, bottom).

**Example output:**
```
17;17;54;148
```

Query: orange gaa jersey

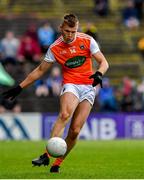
44;32;100;85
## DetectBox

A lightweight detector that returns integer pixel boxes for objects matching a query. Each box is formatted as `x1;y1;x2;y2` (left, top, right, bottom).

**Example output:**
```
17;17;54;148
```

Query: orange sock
52;158;64;166
44;149;51;158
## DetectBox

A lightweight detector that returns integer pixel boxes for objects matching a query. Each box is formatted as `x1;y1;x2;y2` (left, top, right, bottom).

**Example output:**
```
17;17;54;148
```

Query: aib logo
0;117;30;139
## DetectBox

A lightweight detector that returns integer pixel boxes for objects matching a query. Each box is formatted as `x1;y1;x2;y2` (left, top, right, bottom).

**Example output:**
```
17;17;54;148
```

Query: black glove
89;71;103;87
2;85;22;100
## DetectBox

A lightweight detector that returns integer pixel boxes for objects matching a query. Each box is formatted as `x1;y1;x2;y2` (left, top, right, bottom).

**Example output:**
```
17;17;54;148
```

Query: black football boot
50;165;60;173
32;153;49;166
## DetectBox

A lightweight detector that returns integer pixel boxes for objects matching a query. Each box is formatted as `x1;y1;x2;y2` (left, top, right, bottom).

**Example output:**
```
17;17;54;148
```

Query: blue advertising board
42;113;144;140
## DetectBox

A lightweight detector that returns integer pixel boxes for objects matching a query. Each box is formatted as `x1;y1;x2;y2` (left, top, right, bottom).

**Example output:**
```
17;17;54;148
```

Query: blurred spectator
98;77;118;112
114;87;123;111
82;22;99;41
93;0;109;17
137;78;144;109
46;65;62;97
137;37;144;58
0;31;20;66
38;22;55;53
0;63;15;86
121;76;133;96
0;97;21;113
25;23;38;43
133;91;143;111
120;77;135;112
137;78;144;96
17;35;41;64
121;94;134;112
34;79;49;97
130;80;142;111
122;0;140;29
134;0;144;21
96;76;144;112
34;66;62;97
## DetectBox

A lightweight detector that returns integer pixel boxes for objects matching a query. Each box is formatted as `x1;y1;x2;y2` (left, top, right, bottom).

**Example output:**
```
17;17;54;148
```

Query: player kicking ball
2;14;109;173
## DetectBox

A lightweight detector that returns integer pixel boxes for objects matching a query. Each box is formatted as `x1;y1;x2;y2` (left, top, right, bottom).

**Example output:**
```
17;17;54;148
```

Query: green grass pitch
0;140;144;179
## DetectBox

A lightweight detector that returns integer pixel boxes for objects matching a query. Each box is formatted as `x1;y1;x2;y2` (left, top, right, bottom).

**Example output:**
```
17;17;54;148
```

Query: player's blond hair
62;14;79;27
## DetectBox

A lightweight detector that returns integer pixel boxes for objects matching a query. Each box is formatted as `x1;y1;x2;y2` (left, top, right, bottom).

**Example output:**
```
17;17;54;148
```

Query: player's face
60;23;78;43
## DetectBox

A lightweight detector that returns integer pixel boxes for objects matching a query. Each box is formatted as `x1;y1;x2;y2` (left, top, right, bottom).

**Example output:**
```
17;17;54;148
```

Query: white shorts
60;83;99;106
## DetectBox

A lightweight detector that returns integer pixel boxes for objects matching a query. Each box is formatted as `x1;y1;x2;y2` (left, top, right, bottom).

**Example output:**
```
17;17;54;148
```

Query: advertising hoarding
1;113;144;140
0;113;41;140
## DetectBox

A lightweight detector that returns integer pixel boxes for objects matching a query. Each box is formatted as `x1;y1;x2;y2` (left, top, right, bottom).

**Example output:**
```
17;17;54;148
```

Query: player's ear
59;25;62;32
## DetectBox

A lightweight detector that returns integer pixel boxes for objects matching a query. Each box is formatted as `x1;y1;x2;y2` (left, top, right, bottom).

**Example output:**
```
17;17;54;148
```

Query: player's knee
69;127;80;140
60;112;70;122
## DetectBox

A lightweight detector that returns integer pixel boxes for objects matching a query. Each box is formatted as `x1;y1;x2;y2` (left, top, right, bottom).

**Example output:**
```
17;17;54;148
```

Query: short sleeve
90;37;100;55
44;48;56;63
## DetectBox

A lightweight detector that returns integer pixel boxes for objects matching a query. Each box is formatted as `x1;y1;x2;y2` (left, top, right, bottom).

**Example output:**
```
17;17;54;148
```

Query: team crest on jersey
69;47;76;54
65;56;86;68
80;44;85;50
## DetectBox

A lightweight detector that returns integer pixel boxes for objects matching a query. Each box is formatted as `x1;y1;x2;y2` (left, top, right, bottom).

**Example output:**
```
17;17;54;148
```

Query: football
46;137;67;157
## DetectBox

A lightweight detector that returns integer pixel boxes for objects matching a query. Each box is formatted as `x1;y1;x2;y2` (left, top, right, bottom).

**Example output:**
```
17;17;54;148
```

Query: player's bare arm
2;61;53;100
92;51;109;75
89;51;109;87
20;61;53;88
